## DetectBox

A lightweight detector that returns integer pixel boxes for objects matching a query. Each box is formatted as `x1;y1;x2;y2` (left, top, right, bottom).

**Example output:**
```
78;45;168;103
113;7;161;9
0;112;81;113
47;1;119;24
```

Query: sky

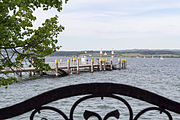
34;0;180;51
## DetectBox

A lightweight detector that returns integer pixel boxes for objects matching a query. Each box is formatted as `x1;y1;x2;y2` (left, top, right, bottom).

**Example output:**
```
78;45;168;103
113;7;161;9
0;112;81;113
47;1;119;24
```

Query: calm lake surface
0;57;180;120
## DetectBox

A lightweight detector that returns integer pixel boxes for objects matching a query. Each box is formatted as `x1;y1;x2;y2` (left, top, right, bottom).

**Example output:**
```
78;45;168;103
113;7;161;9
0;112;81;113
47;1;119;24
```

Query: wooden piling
99;58;103;71
72;58;76;71
86;59;89;64
122;59;125;69
67;59;70;74
118;58;121;70
77;59;79;75
73;58;76;63
19;71;22;77
71;58;73;62
103;59;106;71
105;58;108;70
29;71;32;77
110;58;113;71
39;70;43;76
32;72;35;76
31;60;35;75
18;60;22;77
29;65;32;77
91;58;94;73
55;59;58;76
97;59;100;70
124;59;127;69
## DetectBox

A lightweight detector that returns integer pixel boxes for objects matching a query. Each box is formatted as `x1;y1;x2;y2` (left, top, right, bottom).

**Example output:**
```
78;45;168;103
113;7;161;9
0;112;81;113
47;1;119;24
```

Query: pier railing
0;83;179;120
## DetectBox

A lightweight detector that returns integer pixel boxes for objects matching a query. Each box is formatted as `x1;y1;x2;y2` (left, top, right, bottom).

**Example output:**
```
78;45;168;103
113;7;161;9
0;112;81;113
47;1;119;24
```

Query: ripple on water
0;58;180;120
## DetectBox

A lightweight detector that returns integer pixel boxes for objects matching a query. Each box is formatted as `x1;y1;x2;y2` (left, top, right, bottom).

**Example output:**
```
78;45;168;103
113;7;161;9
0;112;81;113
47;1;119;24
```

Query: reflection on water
0;58;180;119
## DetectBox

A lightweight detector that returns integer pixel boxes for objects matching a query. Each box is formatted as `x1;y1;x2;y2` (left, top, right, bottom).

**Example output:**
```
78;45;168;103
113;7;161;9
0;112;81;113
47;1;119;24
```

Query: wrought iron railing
0;83;179;120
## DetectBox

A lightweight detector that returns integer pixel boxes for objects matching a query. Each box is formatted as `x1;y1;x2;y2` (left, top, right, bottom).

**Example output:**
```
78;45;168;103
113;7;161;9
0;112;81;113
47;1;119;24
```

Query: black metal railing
0;83;179;120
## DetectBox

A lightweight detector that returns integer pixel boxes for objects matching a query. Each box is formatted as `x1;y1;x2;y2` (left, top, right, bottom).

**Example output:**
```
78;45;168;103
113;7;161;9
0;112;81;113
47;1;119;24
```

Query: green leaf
0;0;68;87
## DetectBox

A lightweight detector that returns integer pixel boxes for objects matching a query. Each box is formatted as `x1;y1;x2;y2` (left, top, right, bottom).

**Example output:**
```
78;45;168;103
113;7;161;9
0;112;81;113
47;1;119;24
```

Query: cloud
60;11;180;38
63;0;180;14
32;0;180;50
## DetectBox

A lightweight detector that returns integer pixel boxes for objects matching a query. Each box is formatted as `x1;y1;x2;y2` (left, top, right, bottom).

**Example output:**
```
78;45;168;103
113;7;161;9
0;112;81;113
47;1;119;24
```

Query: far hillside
49;49;180;58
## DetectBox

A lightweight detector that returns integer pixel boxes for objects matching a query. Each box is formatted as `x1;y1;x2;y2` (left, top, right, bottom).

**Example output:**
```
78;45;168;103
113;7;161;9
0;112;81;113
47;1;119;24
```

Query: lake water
0;57;180;120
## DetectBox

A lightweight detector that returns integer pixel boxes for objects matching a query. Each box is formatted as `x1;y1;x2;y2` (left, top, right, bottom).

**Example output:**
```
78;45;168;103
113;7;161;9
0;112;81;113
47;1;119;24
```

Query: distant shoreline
49;49;180;58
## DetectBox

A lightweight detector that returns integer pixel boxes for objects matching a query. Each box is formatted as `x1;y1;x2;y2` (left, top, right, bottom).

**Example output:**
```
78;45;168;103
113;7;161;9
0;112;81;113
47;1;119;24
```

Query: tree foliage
0;0;68;86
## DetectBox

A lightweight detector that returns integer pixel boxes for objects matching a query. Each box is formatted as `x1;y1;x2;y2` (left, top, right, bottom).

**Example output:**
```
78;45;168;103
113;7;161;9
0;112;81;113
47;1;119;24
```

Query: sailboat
111;50;114;58
160;56;164;60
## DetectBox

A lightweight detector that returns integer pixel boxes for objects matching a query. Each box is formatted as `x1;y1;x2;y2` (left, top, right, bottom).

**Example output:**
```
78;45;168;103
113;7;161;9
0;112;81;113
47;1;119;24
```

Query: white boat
160;56;164;60
104;52;107;56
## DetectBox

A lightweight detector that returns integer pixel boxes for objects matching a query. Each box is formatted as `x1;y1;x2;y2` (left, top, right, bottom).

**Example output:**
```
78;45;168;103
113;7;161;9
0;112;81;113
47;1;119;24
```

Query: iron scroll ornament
0;83;179;119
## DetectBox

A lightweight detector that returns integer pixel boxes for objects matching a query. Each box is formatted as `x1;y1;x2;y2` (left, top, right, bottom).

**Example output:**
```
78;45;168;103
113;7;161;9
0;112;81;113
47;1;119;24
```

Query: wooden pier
0;58;127;77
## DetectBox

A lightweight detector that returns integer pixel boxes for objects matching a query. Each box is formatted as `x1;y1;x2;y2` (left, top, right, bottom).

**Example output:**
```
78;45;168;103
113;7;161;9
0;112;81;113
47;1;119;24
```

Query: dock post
29;65;32;77
100;58;102;71
91;58;94;73
118;58;121;70
122;59;124;69
71;58;73;63
18;60;22;77
77;59;79;75
31;60;35;75
110;58;113;71
39;70;43;76
73;58;76;71
73;58;77;64
67;59;70;74
19;70;22;77
33;71;35;75
97;59;99;70
29;71;32;77
103;59;106;71
124;59;127;69
55;59;58;76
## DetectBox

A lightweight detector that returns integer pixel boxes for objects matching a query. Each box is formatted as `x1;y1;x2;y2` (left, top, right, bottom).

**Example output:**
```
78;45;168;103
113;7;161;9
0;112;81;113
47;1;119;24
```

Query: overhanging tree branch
0;0;68;86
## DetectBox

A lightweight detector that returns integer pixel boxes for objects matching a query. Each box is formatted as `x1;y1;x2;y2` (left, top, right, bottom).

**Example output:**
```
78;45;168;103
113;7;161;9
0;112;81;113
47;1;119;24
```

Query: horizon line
58;48;180;51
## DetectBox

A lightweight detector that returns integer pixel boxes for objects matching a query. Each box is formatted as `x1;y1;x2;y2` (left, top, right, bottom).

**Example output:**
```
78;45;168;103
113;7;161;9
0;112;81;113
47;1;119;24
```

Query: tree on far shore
0;0;68;86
